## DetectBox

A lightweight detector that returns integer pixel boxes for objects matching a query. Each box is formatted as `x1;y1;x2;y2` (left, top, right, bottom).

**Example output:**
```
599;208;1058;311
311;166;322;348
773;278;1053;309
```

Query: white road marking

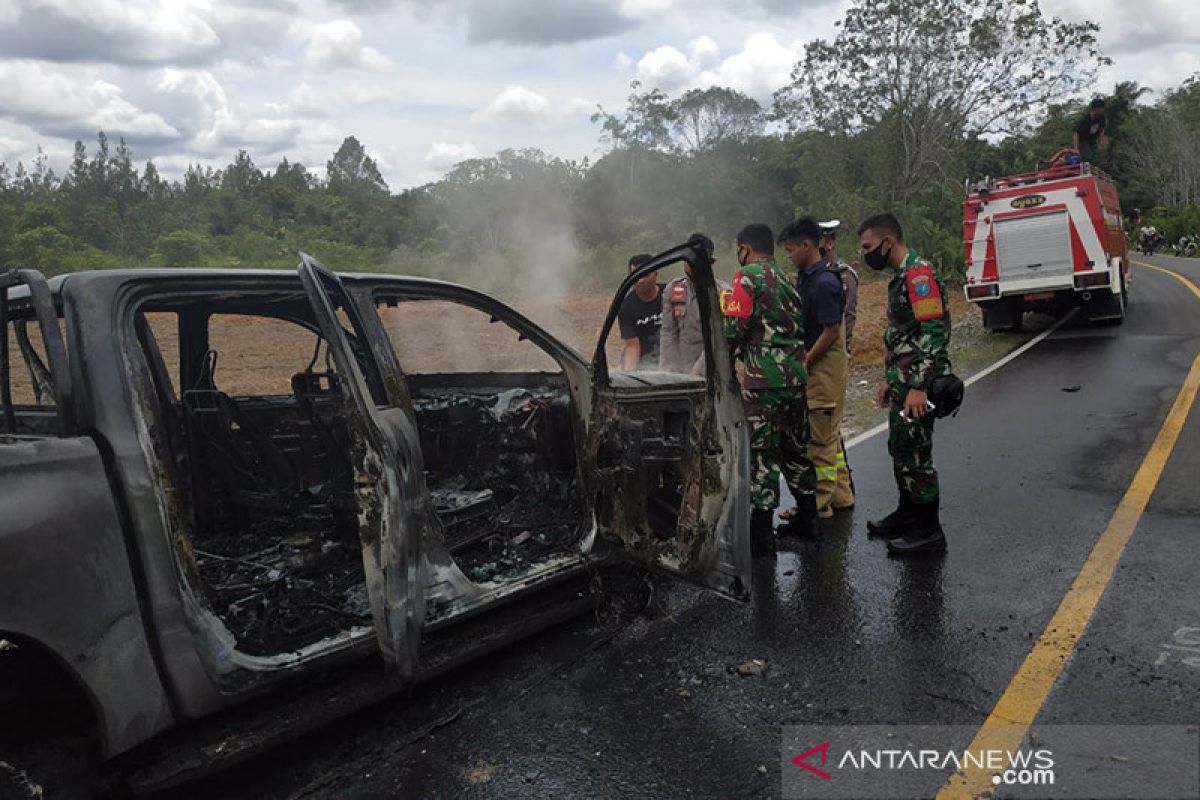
1155;627;1200;669
844;308;1079;451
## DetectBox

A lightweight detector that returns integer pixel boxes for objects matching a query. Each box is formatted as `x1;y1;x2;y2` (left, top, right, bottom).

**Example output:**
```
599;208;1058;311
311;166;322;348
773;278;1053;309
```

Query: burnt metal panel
0;436;173;755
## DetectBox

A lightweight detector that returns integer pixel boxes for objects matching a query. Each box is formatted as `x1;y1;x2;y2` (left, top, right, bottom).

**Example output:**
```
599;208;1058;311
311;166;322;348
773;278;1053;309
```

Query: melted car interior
133;296;370;658
130;289;598;661
372;294;590;585
128;284;712;660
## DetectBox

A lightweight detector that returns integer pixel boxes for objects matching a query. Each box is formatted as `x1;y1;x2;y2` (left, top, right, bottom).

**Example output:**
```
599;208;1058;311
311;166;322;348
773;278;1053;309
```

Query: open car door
588;241;751;600
297;254;426;678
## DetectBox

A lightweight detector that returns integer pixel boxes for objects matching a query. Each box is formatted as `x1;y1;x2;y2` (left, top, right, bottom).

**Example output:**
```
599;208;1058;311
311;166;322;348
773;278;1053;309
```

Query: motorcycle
1138;232;1163;255
1173;234;1199;258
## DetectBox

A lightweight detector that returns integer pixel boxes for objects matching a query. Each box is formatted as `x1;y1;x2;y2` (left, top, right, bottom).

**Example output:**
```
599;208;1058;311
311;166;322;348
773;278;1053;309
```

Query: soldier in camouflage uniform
723;223;818;555
857;213;951;555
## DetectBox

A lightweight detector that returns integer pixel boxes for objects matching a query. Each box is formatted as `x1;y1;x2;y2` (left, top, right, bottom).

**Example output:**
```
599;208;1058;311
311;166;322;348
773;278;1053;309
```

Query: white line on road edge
843;308;1079;451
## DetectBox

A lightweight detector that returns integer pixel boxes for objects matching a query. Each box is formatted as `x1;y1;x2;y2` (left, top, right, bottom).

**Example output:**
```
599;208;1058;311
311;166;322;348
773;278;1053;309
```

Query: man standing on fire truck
1072;98;1108;165
858;213;952;555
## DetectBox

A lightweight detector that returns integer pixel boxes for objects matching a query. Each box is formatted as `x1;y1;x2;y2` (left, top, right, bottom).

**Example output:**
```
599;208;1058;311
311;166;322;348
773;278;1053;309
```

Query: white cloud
304;20;390;71
474;84;552;124
614;50;634;71
619;0;673;21
0;0;221;66
0;60;179;139
633;32;802;101
155;68;301;156
1044;0;1200;55
699;32;801;100
565;96;599;116
689;35;721;71
284;83;328;117
424;141;479;170
636;45;696;91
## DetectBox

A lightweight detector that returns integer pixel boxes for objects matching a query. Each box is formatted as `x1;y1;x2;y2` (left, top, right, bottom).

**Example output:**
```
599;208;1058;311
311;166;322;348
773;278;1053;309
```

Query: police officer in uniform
818;220;859;354
660;233;729;375
723;223;817;555
858;213;951;555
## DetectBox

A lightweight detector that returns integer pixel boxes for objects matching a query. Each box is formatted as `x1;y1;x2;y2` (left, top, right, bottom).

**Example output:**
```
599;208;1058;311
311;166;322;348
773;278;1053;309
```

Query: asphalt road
175;255;1200;800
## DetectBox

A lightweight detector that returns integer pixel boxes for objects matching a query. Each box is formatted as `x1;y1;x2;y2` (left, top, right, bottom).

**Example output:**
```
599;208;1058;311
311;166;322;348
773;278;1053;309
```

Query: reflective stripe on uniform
816;465;838;482
836;451;847;467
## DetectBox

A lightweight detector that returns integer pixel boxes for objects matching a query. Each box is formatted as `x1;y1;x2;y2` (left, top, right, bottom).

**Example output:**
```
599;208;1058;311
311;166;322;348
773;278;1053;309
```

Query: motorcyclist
1139;224;1159;254
1175;234;1198;257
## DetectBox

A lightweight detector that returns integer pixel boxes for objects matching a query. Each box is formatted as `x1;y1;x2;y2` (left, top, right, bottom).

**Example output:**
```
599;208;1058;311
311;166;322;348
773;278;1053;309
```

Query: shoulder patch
906;264;944;321
722;272;752;319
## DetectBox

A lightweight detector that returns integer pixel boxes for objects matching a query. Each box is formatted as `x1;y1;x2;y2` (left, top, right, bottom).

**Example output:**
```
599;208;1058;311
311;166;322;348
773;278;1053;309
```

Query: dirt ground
4;278;1017;415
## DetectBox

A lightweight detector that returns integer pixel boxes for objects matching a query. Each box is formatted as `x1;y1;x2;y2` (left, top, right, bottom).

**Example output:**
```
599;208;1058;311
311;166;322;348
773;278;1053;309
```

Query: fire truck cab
963;150;1129;330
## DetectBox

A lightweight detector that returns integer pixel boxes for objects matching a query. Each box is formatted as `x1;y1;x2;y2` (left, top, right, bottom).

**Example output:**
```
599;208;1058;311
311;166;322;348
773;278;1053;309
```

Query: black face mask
863;240;891;271
818;246;828;259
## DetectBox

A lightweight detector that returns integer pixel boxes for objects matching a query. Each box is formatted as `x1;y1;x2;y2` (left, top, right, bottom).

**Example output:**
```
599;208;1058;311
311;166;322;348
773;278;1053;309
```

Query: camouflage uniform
884;250;952;504
722;259;816;511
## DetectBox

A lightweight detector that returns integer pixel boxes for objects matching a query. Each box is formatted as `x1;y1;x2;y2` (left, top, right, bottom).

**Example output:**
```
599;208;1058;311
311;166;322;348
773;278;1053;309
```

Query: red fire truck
963;149;1129;330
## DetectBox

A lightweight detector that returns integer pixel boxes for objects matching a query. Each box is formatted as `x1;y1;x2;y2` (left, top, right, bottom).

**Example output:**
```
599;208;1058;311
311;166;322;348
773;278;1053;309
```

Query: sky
0;0;1196;191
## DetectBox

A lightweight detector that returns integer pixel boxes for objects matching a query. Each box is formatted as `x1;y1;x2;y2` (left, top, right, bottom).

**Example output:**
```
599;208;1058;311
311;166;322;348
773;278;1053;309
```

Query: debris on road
1062;385;1082;392
466;761;497;785
737;659;768;676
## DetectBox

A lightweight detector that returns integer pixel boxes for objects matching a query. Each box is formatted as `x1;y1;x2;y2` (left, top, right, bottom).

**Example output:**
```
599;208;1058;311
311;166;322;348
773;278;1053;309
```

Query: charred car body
0;243;749;792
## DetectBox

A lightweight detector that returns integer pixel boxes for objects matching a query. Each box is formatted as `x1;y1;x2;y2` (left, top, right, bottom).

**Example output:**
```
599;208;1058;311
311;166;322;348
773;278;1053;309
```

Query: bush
9;226;101;276
1147;205;1200;245
156;230;213;268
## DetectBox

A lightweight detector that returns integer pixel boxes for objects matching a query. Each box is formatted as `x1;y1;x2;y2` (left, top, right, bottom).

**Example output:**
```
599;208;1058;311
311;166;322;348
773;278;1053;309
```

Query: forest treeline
2;0;1198;293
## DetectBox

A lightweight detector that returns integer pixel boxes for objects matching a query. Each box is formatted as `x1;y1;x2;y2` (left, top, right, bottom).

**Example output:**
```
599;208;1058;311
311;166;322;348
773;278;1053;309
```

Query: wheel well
0;633;98;743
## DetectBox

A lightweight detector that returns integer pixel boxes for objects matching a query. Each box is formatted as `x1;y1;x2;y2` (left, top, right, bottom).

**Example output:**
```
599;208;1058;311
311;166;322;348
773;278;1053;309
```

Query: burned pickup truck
0;242;749;794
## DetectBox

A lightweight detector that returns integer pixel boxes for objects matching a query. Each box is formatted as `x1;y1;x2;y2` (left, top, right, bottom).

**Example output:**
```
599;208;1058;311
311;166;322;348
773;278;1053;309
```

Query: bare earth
6;280;1027;422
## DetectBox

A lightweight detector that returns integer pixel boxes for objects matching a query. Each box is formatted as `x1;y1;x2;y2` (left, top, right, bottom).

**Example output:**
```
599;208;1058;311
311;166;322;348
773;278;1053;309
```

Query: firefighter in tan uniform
779;218;853;518
819;220;857;508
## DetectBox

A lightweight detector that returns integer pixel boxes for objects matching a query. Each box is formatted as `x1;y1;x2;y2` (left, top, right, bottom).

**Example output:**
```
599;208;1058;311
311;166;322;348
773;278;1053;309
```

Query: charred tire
0;739;97;800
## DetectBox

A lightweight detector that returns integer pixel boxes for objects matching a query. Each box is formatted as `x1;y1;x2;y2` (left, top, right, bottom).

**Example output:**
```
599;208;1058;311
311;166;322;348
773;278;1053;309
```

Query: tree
222;150;262;195
591;81;676;152
775;0;1108;201
10;227;84;275
1122;75;1200;208
671;87;765;152
326;136;388;198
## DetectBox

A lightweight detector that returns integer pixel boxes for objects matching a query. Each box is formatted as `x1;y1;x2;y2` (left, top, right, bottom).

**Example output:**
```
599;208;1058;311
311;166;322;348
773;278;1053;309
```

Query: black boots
886;500;947;555
777;493;818;540
751;496;820;557
750;509;776;557
866;490;915;538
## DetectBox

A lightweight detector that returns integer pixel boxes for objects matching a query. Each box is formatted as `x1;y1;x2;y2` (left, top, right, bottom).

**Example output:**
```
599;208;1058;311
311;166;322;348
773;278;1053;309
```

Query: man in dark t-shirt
618;253;664;371
1073;98;1107;164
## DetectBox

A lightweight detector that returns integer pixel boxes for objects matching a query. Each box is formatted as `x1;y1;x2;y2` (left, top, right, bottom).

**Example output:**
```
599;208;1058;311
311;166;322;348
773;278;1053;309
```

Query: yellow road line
938;263;1200;799
1133;259;1200;301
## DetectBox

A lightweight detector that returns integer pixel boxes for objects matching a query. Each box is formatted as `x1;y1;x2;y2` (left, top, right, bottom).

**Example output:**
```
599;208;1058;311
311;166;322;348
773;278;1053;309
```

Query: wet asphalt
175;256;1200;800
